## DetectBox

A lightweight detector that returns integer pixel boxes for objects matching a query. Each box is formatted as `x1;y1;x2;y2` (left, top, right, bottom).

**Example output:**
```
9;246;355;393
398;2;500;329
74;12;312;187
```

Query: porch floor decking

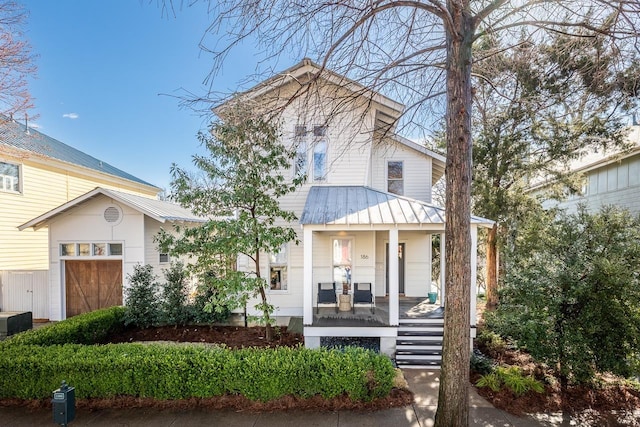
312;297;442;327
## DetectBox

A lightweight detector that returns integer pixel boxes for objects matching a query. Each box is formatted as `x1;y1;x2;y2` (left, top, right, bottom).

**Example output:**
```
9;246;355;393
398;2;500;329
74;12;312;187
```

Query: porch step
399;317;443;325
395;322;444;370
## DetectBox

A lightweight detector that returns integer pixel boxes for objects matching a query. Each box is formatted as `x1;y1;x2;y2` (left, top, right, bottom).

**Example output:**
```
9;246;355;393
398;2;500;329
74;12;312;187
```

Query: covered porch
313;296;444;327
299;186;490;356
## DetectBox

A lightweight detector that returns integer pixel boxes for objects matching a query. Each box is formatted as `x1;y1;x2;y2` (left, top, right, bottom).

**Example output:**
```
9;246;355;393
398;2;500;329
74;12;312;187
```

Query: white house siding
47;196;146;320
374;230;433;298
543;153;640;215
0;154;157;272
371;142;433;203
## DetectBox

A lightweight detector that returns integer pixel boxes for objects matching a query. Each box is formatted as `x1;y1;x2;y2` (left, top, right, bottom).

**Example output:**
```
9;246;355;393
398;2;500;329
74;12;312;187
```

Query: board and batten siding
0;270;48;318
543;153;640;215
0;154;157;271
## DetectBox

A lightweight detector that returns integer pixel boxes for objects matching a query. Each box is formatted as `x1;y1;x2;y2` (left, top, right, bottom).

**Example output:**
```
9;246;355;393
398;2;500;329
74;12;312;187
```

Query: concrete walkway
1;370;638;426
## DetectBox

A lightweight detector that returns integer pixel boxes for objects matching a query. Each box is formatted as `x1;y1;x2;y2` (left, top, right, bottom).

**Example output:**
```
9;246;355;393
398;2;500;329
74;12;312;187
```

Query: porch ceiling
300;186;493;227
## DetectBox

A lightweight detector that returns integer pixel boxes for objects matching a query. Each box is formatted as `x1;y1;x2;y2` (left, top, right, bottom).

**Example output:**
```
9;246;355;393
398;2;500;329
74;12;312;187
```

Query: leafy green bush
187;285;230;324
160;262;190;326
0;343;394;402
0;306;125;347
494;206;640;384
476;330;508;359
476;366;544;396
470;349;495;375
124;264;161;328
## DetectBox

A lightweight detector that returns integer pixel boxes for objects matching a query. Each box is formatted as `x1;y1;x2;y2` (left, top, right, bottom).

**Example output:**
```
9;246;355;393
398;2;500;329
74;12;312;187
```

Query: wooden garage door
65;260;122;318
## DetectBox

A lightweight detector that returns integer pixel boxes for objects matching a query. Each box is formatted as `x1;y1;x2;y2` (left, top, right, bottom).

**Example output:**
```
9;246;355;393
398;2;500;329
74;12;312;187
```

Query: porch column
426;233;432;294
470;225;478;327
389;227;399;326
303;227;313;325
440;233;445;307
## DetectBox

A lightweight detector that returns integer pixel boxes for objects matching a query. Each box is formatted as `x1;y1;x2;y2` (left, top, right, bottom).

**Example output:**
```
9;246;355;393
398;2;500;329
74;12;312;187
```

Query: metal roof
0;117;157;188
300;186;493;226
19;187;206;231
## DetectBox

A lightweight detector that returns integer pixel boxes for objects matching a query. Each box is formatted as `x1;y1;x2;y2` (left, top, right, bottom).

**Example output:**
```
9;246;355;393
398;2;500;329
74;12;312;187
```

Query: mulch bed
1;324;413;412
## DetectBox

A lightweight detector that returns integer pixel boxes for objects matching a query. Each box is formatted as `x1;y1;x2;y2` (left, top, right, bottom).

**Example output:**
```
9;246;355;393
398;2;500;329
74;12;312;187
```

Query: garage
65;260;122;317
19;187;205;321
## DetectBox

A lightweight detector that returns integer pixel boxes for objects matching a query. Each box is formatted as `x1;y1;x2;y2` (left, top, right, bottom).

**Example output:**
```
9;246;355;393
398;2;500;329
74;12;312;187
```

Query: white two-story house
219;59;492;368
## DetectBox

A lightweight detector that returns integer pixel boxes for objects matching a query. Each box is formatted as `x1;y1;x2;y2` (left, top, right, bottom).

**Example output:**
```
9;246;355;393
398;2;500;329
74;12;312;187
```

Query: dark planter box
0;311;33;338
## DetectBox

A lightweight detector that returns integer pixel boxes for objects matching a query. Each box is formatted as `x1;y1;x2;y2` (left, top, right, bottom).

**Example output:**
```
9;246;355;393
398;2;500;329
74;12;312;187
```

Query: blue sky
20;1;295;192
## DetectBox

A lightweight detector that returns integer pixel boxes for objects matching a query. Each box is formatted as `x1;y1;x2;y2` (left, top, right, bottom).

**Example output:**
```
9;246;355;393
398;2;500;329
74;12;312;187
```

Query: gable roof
19;187;206;231
300;186;493;227
0;117;158;189
217;58;405;119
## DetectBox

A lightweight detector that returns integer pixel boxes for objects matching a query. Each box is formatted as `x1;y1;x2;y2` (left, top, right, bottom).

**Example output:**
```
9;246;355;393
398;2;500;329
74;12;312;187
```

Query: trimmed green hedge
1;306;125;347
0;306;395;402
0;343;394;402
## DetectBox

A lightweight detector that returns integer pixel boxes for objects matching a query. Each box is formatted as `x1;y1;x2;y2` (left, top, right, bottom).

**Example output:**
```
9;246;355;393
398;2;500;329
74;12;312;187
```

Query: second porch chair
352;282;374;314
317;282;338;314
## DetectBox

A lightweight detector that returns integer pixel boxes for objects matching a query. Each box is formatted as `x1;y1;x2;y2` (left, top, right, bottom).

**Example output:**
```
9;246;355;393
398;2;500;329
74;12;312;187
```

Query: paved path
1;370;638;426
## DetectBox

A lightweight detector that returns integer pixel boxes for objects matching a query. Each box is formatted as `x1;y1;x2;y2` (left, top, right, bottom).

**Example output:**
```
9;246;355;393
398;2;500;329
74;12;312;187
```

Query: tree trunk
434;1;474;426
485;223;498;309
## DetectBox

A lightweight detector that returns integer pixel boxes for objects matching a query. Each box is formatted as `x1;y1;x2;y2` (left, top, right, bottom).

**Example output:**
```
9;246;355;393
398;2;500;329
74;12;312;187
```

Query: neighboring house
18;187;205;321
0;117;159;319
219;59;493;367
532;125;640;215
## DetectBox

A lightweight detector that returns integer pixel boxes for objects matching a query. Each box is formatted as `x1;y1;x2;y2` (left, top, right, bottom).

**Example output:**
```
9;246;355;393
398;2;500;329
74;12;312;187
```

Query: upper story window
387;161;404;195
294;139;308;179
313;139;327;181
292;124;328;182
0;161;20;193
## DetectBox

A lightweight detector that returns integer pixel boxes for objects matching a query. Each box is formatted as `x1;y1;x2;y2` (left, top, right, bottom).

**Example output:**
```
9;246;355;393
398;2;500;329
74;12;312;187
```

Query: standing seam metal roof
0;117;157;188
300;186;493;226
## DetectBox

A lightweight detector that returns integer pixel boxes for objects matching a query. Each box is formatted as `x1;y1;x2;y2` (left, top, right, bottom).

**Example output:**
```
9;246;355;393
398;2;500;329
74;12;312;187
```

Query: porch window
387;161;404;195
269;244;288;291
332;238;352;290
0;161;20;193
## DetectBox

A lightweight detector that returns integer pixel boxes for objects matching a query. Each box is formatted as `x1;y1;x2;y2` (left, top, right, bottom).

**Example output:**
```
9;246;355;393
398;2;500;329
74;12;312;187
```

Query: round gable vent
104;206;121;223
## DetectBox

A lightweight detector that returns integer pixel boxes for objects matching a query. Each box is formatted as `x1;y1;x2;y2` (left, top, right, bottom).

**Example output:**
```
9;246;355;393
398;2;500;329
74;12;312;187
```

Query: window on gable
0;161;20;193
387;161;404;195
294;140;308;179
269;244;288;291
313;125;326;137
313;139;328;182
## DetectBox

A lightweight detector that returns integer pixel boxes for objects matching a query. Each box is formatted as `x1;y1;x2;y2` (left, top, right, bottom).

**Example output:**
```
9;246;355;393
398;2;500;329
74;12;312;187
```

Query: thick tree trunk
434;1;474;426
485;223;498;309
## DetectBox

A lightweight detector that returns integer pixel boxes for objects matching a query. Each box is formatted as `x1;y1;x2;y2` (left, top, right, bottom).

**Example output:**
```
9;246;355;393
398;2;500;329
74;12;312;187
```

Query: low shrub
1;306;125;347
471;349;495;375
0;344;395;402
476;366;544;396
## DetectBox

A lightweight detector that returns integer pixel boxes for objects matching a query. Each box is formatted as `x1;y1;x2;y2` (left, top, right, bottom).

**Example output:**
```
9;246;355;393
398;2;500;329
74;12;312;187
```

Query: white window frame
59;242;124;258
0;161;21;194
387;160;404;195
292;123;329;183
313;133;328;182
268;243;289;293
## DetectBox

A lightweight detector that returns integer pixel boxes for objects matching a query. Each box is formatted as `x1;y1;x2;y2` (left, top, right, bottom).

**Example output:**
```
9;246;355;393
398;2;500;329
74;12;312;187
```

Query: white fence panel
0;270;49;319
